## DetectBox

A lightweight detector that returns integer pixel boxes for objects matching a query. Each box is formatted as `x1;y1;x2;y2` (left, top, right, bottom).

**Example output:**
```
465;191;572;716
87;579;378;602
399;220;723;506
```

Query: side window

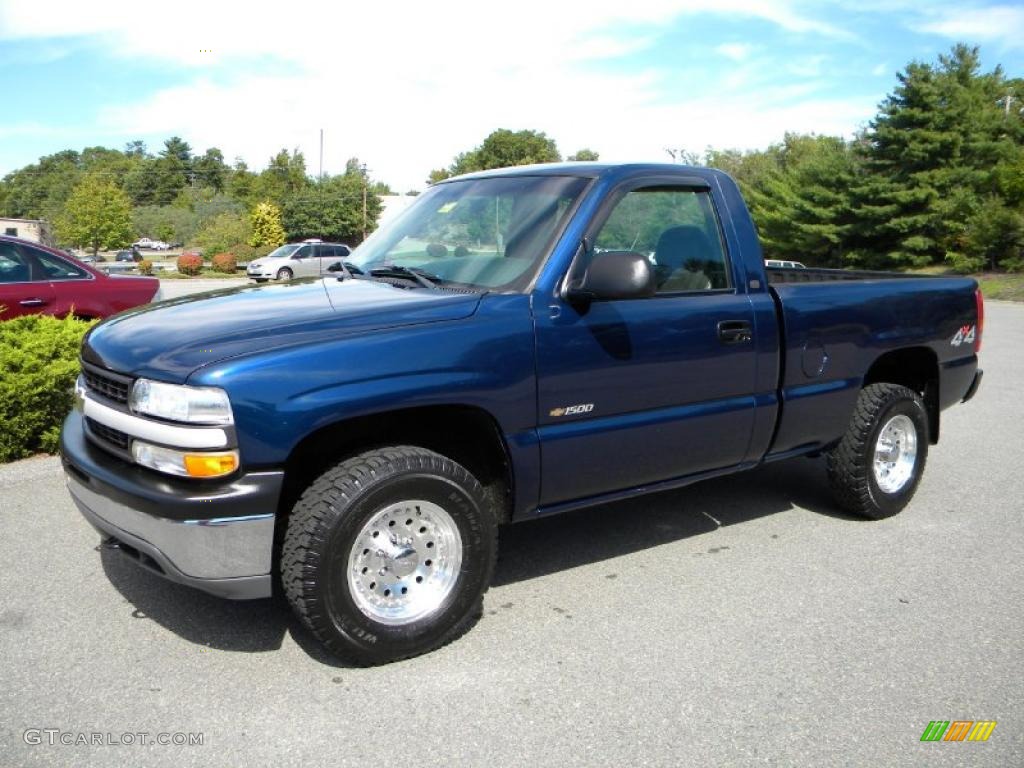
594;188;731;292
0;242;30;283
30;248;88;280
292;245;312;260
4;228;17;237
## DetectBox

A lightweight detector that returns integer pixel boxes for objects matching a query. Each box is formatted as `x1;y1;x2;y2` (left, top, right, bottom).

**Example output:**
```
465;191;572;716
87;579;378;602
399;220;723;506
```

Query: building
0;218;54;247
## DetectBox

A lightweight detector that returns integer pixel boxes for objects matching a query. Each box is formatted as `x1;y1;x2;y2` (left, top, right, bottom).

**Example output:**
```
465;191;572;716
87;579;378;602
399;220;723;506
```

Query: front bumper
61;410;283;600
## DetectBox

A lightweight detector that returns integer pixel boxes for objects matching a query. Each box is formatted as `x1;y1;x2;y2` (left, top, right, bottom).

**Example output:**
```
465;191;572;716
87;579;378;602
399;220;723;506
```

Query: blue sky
1;0;1022;191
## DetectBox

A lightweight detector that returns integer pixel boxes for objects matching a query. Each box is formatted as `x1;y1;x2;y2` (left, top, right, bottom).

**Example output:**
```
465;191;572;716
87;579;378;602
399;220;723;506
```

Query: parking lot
1;301;1021;767
156;278;249;300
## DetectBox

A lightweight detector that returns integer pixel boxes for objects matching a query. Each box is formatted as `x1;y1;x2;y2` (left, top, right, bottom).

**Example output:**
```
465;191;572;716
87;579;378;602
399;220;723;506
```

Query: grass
905;266;1024;301
975;272;1024;302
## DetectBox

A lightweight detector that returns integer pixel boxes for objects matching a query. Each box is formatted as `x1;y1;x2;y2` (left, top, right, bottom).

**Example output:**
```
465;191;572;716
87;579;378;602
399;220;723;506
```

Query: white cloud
716;43;754;61
786;54;828;78
917;4;1024;49
0;0;867;188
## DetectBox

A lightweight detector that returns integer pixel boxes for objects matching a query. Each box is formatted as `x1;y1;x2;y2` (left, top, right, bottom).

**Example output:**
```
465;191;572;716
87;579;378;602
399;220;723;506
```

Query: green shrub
0;314;93;462
138;258;154;276
211;252;237;274
230;242;275;261
944;250;985;274
177;252;203;275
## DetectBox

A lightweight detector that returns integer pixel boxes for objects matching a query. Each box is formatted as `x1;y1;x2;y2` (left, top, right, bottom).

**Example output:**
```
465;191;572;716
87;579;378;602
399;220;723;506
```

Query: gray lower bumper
67;472;274;600
962;368;983;403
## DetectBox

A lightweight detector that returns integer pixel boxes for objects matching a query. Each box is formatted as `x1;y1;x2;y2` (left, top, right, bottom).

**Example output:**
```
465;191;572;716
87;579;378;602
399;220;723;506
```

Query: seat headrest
654;226;713;270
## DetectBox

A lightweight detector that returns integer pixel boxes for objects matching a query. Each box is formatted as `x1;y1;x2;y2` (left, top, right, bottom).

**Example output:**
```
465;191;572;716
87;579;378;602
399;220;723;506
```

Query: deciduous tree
55;175;134;256
250;201;285;248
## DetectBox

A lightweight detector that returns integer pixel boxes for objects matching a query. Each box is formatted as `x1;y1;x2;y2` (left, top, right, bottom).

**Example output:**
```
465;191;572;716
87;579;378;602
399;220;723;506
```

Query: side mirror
563;250;656;304
326;261;343;272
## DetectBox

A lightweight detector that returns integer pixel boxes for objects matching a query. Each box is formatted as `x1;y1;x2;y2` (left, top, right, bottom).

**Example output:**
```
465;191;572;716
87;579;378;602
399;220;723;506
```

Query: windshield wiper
369;265;442;290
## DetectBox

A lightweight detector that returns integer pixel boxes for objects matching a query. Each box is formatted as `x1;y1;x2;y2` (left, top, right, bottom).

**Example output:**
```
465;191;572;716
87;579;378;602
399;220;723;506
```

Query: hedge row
0;314;93;461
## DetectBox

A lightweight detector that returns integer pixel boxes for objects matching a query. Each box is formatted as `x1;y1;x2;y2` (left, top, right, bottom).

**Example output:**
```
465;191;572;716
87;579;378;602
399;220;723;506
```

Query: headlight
129;379;234;425
132;440;239;478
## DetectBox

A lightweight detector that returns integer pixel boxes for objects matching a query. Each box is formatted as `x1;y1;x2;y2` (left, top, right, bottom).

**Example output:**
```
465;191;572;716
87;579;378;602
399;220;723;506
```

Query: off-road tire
826;383;929;519
281;446;497;665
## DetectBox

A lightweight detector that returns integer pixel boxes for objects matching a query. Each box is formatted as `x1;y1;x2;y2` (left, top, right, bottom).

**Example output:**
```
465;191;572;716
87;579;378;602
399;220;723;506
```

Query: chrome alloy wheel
872;414;918;494
346;500;463;625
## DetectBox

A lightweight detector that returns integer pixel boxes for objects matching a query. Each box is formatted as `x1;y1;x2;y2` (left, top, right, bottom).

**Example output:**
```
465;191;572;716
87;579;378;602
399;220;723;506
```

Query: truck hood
82;278;482;381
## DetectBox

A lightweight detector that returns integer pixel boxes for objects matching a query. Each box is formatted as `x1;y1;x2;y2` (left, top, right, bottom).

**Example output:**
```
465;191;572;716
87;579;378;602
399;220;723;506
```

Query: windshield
347;175;589;290
266;244;301;260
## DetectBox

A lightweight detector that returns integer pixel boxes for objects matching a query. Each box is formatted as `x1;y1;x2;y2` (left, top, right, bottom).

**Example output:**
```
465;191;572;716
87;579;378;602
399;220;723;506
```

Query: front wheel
276;267;293;281
282;446;497;665
826;383;929;519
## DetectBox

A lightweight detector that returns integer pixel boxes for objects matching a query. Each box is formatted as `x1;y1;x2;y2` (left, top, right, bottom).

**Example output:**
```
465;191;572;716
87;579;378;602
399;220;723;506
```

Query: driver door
290;244;317;277
534;183;759;505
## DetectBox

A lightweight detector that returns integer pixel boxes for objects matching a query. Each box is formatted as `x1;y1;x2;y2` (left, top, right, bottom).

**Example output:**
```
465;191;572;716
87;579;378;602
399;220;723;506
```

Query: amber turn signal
184;452;239;478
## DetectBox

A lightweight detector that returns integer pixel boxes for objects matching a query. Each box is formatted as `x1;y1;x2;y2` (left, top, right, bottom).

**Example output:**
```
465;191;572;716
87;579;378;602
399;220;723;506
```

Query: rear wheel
826;383;929;519
276;267;293;281
282;446;497;665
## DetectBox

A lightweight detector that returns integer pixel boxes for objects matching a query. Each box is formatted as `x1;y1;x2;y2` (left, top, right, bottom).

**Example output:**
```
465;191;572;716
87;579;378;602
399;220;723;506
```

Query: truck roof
444;162;728;185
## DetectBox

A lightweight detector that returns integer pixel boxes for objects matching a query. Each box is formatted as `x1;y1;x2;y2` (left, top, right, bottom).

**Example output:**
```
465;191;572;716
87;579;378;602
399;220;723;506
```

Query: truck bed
764;272;979;459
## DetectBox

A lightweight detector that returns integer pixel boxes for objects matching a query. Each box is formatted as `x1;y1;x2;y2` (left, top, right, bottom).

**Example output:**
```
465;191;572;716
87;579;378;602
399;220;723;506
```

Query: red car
0;236;160;321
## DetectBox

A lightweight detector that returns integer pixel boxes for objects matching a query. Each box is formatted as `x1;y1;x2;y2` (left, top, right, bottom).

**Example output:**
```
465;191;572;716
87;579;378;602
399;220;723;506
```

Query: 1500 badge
951;325;976;347
549;403;595;417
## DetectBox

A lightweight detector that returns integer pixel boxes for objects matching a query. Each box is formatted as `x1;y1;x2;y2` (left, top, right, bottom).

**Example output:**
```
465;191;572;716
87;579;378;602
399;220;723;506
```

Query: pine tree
851;45;1022;269
743;134;857;267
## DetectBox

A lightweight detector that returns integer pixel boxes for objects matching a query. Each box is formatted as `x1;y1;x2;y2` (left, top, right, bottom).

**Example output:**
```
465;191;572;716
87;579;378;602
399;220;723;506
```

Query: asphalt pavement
155;278;249;300
1;302;1021;767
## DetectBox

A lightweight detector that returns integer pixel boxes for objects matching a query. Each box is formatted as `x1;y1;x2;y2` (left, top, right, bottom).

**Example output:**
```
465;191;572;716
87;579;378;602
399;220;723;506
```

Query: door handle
717;320;752;344
19;298;48;307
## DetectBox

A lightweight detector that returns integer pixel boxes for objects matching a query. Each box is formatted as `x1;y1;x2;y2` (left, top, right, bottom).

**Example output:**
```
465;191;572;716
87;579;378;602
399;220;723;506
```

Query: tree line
0;139;387;257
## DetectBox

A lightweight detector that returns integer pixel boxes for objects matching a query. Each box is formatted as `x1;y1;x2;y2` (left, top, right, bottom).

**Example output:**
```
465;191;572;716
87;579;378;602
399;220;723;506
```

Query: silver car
246;240;352;282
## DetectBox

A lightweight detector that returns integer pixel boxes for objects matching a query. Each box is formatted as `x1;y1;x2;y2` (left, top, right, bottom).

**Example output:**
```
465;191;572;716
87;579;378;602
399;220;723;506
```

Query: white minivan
246;240;353;281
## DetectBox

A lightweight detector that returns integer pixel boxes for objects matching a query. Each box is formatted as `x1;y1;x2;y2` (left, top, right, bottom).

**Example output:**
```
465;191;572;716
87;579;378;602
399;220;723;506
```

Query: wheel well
276;405;514;537
863;347;939;443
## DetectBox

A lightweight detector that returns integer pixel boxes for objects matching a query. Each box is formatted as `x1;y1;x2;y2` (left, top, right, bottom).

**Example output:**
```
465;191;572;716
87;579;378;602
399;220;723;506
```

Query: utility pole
361;162;368;242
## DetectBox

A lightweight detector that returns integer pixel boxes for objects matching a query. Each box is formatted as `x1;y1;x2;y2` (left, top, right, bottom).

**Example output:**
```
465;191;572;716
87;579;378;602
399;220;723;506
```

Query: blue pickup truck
61;163;983;664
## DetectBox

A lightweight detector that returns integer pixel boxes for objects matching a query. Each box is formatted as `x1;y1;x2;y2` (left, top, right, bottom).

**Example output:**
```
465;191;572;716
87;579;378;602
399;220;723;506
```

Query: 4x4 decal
951;325;976;347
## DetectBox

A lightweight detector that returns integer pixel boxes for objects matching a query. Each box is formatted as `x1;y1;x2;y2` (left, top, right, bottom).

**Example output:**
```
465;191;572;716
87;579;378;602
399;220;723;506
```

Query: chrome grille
81;363;132;404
